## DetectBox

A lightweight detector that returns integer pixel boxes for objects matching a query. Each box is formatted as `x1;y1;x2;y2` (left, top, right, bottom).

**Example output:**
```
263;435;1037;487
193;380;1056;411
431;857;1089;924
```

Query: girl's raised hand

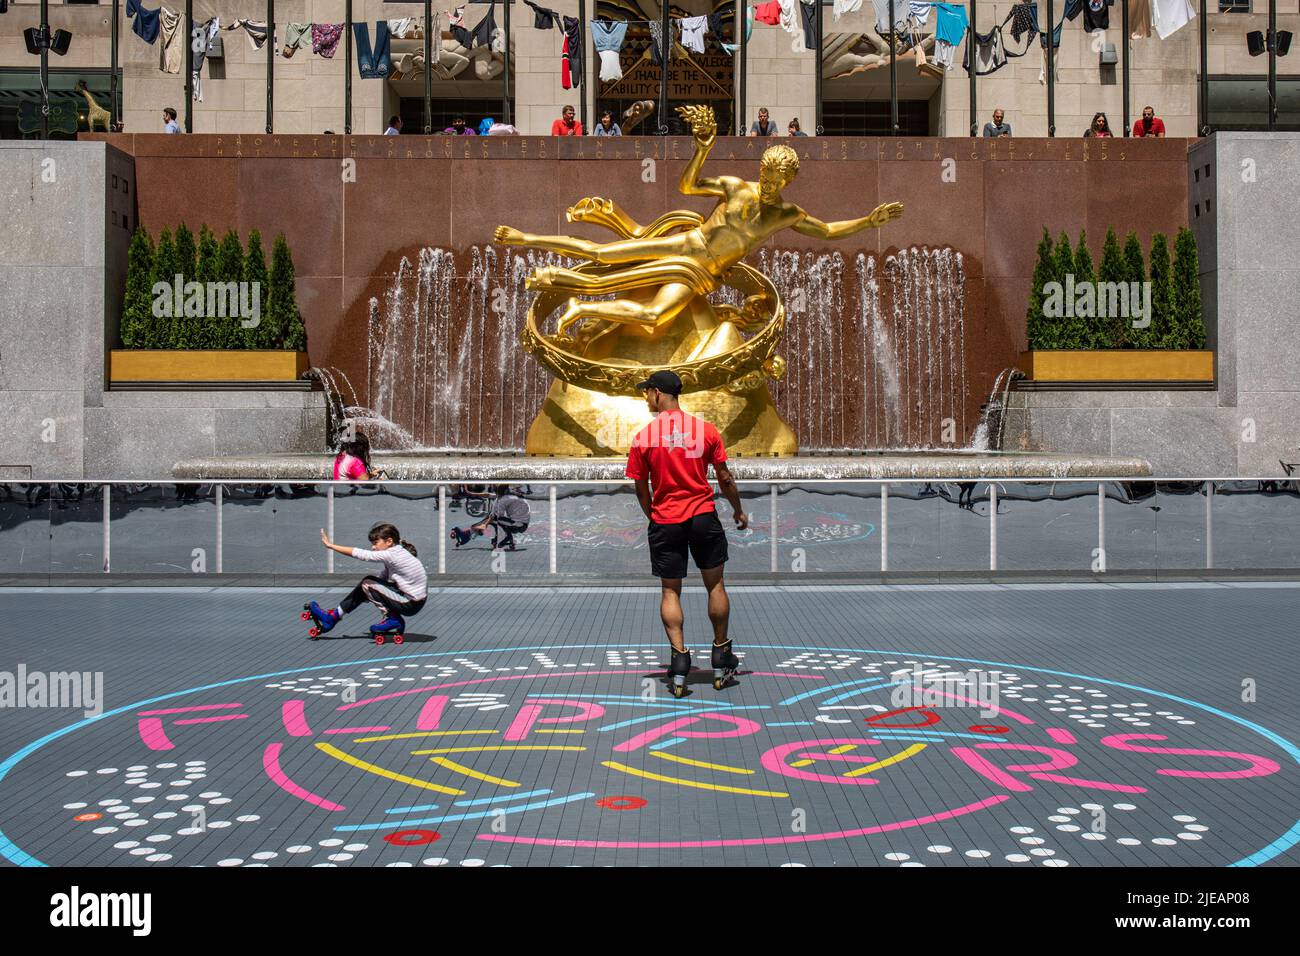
319;528;331;548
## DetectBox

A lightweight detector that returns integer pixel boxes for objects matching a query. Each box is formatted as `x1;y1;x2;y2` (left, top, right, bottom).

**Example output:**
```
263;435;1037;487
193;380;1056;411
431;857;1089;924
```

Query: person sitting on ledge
333;432;387;484
384;115;402;136
593;111;622;136
1083;111;1113;137
1132;104;1166;138
162;107;180;134
552;104;584;136
444;116;476;135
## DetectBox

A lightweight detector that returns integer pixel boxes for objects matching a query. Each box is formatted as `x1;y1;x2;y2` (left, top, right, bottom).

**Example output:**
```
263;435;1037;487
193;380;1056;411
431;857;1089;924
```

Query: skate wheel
301;611;311;620
670;684;686;698
713;678;724;690
309;627;320;637
374;634;385;645
394;634;404;645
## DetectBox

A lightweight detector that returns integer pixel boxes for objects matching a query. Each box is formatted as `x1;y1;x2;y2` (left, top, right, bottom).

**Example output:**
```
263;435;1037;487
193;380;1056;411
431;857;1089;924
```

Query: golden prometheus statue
495;104;904;456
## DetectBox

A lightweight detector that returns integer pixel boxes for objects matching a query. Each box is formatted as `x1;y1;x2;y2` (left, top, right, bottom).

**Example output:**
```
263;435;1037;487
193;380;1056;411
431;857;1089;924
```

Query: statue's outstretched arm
676;105;727;199
793;202;905;240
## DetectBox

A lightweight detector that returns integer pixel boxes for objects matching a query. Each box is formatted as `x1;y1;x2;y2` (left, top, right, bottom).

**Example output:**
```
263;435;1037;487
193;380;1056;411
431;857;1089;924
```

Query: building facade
1;0;1297;139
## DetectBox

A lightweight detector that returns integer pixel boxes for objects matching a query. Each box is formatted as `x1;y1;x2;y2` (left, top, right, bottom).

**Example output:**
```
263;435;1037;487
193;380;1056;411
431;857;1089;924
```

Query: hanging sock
126;0;161;45
312;23;344;58
158;6;182;74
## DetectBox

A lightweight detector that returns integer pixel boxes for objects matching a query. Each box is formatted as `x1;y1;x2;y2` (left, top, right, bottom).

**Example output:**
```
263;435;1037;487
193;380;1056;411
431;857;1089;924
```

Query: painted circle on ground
1;643;1296;867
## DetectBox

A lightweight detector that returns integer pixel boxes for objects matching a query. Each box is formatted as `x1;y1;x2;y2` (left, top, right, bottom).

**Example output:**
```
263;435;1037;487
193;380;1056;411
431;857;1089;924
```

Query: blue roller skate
370;615;406;646
301;601;341;640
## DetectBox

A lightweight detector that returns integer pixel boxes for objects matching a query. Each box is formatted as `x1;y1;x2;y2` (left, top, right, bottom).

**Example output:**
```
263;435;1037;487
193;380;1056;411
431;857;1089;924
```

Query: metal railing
3;478;1299;581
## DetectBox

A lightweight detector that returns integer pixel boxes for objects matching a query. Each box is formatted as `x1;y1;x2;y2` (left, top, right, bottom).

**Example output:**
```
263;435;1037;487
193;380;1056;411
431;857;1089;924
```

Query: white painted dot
64;802;89;810
1056;825;1082;833
129;848;153;856
123;819;147;827
199;792;222;798
1009;826;1035;834
1029;848;1056;857
96;768;118;775
1020;837;1046;845
145;835;171;843
92;826;118;835
899;861;926;867
964;850;992;859
1080;833;1107;841
66;771;88;777
1042;859;1069;867
207;821;231;829
1112;803;1137;811
343;843;368;852
1117;838;1142;846
138;783;162;790
1005;854;1031;863
1185;824;1209;833
177;828;203;836
1177;833;1203;841
387;862;414;867
1172;814;1197;823
145;854;173;862
459;859;486;867
422;857;449;866
883;852;909;862
132;797;154;804
236;815;261;823
152;812;177;820
1080;803;1104;811
925;845;953;854
165;795;189;802
327;853;354;862
217;859;243;867
208;798;231;805
285;846;313;854
1151;838;1178;846
114;841;140;850
252;852;277;860
155;763;178;769
319;839;344;847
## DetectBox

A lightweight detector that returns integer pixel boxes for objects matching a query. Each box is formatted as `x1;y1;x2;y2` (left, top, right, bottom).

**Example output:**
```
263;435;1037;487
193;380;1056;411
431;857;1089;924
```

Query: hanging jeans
354;21;392;78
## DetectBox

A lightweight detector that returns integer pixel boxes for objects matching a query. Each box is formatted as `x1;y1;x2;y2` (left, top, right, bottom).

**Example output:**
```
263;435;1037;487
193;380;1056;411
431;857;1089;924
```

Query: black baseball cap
636;370;682;396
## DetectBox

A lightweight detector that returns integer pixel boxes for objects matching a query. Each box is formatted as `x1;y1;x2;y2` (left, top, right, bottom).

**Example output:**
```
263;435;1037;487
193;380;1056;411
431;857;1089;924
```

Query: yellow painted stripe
842;743;927;777
603;761;787;798
352;730;499;743
429;757;520;789
828;744;859;755
409;745;587;755
650;752;755;775
314;742;465;795
535;729;585;734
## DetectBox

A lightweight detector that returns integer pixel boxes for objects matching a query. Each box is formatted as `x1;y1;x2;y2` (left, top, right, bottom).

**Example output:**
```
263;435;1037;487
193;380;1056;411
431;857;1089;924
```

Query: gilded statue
495;104;903;457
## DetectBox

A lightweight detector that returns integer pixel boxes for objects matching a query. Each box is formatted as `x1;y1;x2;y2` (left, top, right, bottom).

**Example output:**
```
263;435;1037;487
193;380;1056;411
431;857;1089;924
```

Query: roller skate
667;648;691;698
301;601;340;639
450;526;481;548
711;639;741;691
370;615;406;646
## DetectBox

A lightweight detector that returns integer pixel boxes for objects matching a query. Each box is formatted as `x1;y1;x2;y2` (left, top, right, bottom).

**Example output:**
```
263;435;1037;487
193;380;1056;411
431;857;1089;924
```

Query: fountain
173;105;1150;482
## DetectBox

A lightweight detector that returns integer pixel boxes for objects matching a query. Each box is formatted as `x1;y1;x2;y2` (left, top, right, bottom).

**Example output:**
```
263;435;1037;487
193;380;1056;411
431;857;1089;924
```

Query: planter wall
1019;350;1214;385
110;350;309;384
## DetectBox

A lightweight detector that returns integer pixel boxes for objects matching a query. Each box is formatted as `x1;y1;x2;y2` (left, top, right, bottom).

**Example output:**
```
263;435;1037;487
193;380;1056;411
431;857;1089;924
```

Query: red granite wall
98;133;1190;450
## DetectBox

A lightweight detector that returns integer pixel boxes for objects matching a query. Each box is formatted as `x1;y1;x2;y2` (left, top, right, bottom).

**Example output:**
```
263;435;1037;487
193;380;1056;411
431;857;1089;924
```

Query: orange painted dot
73;812;103;822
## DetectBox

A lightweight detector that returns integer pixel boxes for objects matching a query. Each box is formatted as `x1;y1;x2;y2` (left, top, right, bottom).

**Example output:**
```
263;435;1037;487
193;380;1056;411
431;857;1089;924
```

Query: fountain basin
172;451;1152;481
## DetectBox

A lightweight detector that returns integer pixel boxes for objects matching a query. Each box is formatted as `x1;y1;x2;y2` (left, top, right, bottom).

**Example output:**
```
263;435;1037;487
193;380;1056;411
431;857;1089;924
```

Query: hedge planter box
1018;350;1214;386
110;350;309;386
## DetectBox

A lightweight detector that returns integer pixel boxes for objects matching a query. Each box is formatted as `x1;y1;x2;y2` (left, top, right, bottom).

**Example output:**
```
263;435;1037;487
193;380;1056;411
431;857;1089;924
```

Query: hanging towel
1151;0;1195;38
680;16;708;54
591;19;628;82
282;22;312;57
126;0;160;45
158;6;182;74
387;18;419;39
1127;0;1153;37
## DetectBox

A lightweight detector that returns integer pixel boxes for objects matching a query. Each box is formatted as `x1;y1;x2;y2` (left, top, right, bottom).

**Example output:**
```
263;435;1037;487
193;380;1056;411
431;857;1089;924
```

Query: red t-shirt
1133;117;1165;137
625;409;727;525
551;119;584;136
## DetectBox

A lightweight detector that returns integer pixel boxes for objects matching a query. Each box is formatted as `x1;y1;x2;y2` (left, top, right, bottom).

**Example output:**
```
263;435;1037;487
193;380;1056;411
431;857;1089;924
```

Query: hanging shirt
755;1;783;25
562;16;583;86
871;0;909;33
387;18;419;39
126;0;161;45
680;16;708;54
908;1;933;28
592;19;628;81
834;0;864;20
1151;0;1195;38
312;23;345;58
1008;2;1036;40
1082;0;1112;32
524;0;558;30
934;3;968;48
551;117;583;135
192;17;220;101
965;26;1008;75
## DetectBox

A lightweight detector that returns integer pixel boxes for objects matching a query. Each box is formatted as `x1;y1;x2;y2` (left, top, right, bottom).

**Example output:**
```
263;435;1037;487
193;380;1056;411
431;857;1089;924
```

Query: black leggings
341;576;425;618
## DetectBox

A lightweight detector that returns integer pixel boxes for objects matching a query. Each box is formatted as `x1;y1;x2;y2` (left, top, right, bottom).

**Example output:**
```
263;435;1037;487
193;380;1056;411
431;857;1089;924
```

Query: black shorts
647;510;728;579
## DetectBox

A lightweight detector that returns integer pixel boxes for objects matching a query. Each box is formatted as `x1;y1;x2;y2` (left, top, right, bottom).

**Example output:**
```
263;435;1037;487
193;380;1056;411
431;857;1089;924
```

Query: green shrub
1072;231;1097;348
1026;228;1054;350
149;228;177;348
194;226;220;348
1097;227;1128;349
242;230;270;349
120;227;154;349
1147;233;1175;349
268;233;307;350
213;229;246;349
1172;226;1206;349
1123;231;1150;348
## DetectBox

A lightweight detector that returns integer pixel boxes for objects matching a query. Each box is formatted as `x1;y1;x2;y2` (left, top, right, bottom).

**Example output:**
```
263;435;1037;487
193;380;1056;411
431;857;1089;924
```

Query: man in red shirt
551;104;583;136
1133;105;1166;138
626;370;749;698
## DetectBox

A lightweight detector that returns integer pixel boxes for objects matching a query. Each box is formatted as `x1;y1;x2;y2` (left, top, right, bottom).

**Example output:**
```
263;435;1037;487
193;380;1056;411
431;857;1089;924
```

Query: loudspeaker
1099;43;1117;65
1277;30;1293;56
1247;30;1266;56
23;27;40;56
50;30;72;56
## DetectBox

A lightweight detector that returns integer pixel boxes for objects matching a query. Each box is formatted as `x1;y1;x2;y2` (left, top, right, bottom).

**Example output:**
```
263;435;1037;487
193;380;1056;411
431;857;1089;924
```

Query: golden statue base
525;380;797;457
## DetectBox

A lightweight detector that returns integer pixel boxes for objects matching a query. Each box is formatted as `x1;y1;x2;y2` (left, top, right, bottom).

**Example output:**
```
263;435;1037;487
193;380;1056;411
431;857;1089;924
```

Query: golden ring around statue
519;261;787;398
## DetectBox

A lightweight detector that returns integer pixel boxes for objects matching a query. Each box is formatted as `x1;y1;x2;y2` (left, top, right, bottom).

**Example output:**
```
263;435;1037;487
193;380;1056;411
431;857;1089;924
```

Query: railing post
1205;480;1214;570
438;484;447;575
549;485;558;574
102;483;111;573
880;482;889;572
989;483;998;571
327;484;335;574
769;484;778;573
1096;482;1106;573
215;483;223;574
